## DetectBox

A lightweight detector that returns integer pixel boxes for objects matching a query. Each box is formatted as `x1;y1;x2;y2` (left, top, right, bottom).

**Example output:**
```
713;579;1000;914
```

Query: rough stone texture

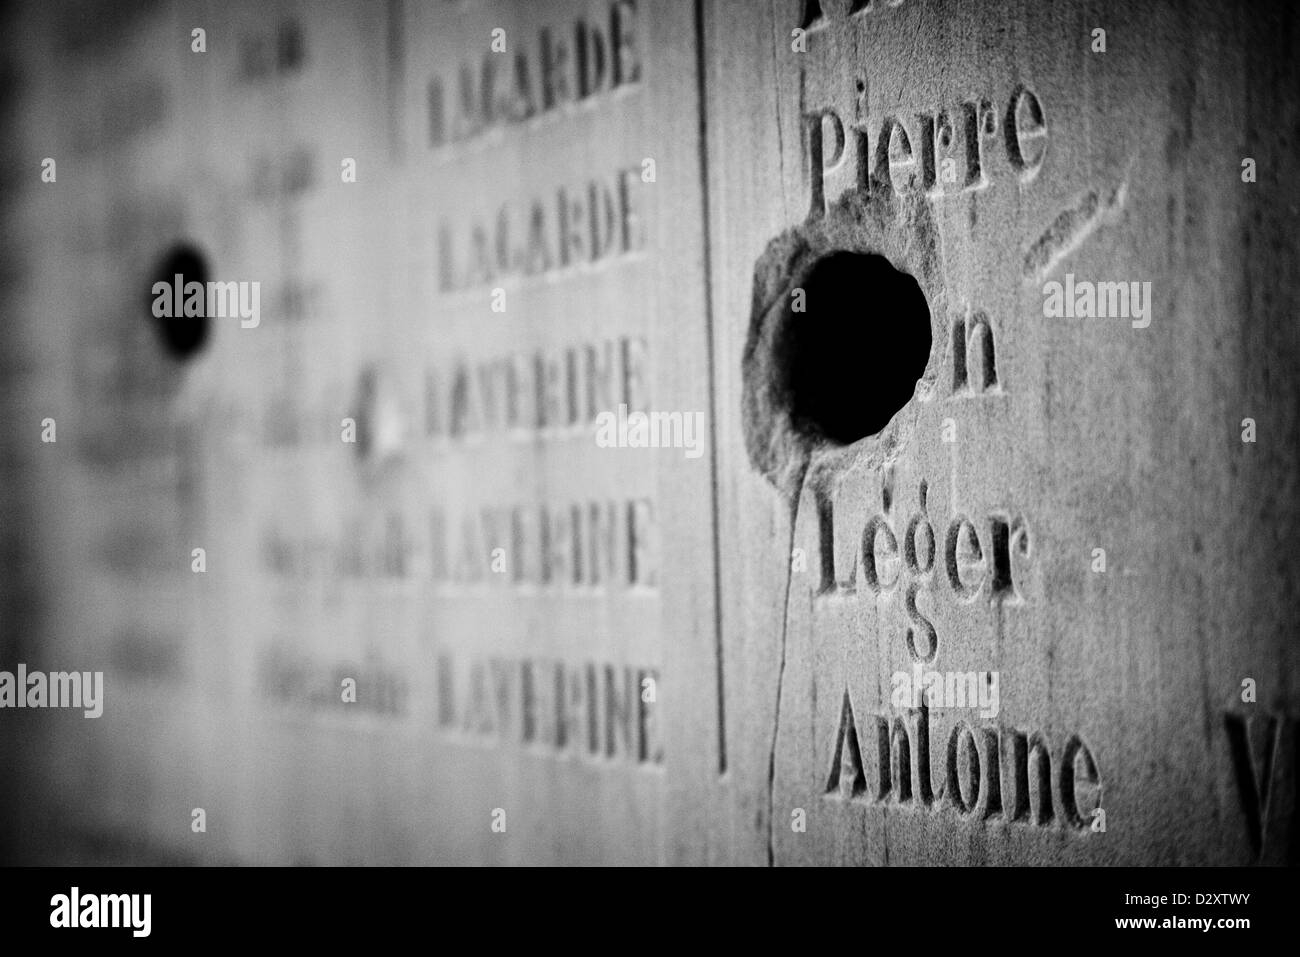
707;0;1300;865
1;0;1298;866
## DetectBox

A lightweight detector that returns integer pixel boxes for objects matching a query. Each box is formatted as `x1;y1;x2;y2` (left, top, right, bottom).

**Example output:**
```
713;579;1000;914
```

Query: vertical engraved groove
694;0;728;777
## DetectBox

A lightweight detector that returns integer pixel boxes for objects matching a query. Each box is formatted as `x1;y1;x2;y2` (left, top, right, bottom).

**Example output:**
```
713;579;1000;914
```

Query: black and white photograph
0;0;1295;937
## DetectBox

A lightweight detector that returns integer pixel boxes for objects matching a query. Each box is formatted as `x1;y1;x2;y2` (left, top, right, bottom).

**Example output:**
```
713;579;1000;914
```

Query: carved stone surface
0;0;1296;866
706;0;1300;866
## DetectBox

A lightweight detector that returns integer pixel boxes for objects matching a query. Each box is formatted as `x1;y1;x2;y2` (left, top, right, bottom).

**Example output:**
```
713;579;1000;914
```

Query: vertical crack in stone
743;129;944;867
767;465;807;866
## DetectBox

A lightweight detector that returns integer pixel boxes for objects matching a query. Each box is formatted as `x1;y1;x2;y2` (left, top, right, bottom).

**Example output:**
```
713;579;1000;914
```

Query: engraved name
426;0;640;149
826;691;1102;831
432;498;658;591
257;337;650;449
426;337;648;442
806;84;1047;217
435;653;663;766
263;497;658;592
814;478;1032;662
436;164;647;292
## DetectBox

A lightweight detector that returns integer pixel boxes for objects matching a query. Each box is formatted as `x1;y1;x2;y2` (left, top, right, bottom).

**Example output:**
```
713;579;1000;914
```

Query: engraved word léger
814;479;1031;663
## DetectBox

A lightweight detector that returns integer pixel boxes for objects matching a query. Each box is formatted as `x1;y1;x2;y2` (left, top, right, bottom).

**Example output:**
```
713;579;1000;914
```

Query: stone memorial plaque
701;0;1299;865
1;0;1297;870
1;0;716;867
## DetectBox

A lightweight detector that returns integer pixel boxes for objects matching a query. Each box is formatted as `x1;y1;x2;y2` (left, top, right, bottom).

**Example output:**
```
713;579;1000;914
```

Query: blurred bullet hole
277;20;304;72
149;244;210;360
782;251;931;445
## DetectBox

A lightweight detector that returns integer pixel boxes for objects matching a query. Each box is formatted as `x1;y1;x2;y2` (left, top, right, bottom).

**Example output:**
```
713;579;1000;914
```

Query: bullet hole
782;251;931;445
149;244;210;360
